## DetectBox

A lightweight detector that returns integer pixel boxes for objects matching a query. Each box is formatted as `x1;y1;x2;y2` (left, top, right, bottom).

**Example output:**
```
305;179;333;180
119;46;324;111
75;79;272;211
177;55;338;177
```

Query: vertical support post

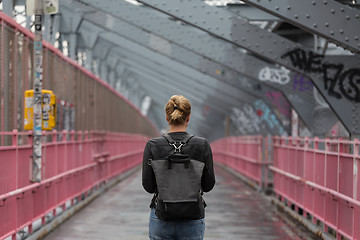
261;136;268;191
32;0;44;182
1;20;4;146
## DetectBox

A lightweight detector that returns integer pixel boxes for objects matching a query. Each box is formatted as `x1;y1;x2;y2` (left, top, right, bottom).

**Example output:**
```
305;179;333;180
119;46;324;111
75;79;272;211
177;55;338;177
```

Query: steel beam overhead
96;34;271;114
74;1;291;109
240;0;360;54
124;63;284;136
135;0;360;136
71;0;335;135
102;36;283;135
226;4;281;21
113;44;254;115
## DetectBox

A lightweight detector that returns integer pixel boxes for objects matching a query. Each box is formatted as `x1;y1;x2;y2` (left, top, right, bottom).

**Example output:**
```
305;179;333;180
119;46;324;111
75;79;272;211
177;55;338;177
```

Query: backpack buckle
170;142;185;153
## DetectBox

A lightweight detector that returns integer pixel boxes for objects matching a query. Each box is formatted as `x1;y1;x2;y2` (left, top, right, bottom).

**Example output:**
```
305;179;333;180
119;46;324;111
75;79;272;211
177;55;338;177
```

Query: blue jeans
149;208;205;240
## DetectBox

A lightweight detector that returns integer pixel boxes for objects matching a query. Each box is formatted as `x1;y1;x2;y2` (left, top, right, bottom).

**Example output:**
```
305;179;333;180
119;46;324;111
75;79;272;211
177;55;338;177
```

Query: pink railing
0;130;148;240
211;136;271;188
272;136;360;240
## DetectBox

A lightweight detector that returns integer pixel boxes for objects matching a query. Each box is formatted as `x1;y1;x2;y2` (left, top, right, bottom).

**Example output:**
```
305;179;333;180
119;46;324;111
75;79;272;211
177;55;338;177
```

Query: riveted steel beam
64;0;290;135
226;4;281;21
240;0;360;54
109;39;280;136
74;1;291;121
115;47;282;136
78;17;291;135
112;45;247;114
109;34;288;135
134;0;360;136
71;0;334;135
97;35;263;111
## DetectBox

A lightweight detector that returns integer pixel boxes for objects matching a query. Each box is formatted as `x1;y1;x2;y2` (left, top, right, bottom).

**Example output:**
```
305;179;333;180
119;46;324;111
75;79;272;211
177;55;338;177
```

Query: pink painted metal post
271;136;360;240
211;136;269;188
0;131;148;240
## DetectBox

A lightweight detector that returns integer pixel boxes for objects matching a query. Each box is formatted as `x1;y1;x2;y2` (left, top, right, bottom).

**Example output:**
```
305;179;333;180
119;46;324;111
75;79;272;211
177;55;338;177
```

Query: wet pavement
45;165;303;240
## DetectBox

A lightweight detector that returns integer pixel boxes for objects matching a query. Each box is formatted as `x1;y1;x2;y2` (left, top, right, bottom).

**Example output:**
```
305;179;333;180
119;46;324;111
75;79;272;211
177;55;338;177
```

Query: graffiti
259;66;290;84
282;48;360;102
254;99;286;135
230;105;261;135
293;74;313;92
265;91;291;118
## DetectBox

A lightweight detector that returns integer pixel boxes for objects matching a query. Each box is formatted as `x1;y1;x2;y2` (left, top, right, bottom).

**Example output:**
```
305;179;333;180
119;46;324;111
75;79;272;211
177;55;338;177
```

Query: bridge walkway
45;165;309;240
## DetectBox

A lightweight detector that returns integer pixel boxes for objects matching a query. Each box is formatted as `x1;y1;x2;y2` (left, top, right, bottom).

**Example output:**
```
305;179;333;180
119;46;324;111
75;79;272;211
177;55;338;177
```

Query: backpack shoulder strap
163;133;175;144
181;134;193;145
163;133;193;145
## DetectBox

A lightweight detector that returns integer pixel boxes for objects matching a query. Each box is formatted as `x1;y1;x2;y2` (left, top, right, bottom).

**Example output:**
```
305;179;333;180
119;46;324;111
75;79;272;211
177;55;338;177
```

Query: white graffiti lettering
230;105;261;134
259;66;290;85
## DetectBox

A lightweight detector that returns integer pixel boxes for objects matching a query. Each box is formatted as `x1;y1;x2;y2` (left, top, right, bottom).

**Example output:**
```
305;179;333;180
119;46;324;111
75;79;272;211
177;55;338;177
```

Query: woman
142;95;215;240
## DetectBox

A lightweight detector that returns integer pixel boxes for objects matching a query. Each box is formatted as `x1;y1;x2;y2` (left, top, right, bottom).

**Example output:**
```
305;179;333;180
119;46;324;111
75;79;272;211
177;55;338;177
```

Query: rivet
255;43;259;47
313;23;317;28
358;43;360;47
330;30;334;35
323;0;327;4
325;22;329;27
306;14;310;18
340;8;344;12
356;14;359;19
355;36;359;40
287;6;291;10
294;14;298;19
275;6;279;10
242;37;246;41
346;15;350;20
340;29;344;33
331;9;335;14
345;37;349;41
312;1;316;5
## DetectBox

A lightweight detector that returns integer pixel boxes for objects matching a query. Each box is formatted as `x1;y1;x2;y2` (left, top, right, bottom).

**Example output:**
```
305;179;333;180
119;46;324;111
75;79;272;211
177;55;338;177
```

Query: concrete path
45;166;303;240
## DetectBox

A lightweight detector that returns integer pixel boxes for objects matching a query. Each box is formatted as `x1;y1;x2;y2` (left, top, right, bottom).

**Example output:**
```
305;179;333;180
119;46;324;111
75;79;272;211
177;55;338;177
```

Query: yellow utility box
24;90;56;130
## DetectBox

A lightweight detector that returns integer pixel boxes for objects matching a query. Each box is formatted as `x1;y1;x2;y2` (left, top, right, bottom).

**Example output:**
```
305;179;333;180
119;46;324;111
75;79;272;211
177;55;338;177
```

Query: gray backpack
150;134;205;220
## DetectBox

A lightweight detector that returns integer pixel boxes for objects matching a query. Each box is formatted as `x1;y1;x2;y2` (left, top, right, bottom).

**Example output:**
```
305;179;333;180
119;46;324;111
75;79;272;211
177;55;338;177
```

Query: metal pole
32;0;43;182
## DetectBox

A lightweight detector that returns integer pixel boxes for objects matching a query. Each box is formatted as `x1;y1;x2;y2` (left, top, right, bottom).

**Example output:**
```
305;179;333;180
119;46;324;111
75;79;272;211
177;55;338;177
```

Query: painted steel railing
272;136;360;240
0;130;148;240
211;136;272;189
212;135;360;239
0;12;158;142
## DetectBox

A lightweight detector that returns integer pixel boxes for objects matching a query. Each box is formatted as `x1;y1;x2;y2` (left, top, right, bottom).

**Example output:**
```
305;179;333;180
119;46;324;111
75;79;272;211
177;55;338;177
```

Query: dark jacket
142;132;216;208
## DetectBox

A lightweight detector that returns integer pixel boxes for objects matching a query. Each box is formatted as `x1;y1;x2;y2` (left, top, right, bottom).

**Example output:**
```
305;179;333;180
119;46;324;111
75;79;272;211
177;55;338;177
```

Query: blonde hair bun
165;95;191;126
